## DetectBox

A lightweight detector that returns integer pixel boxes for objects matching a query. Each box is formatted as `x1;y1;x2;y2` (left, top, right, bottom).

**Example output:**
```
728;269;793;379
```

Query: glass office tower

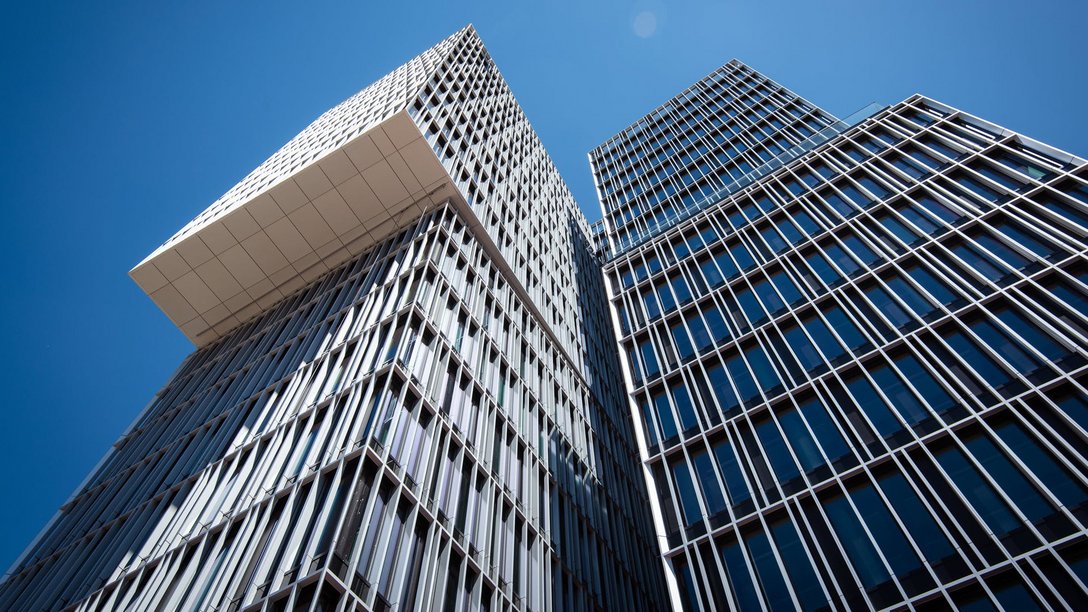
0;26;667;611
593;60;1088;610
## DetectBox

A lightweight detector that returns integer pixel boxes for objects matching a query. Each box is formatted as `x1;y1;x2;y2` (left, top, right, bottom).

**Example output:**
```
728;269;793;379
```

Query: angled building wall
0;26;667;612
594;59;1088;610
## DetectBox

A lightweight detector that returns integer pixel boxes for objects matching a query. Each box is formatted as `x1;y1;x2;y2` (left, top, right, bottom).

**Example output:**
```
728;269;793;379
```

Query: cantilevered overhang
130;111;455;346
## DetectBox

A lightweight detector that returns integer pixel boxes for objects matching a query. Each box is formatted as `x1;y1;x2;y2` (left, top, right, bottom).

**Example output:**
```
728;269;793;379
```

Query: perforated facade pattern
0;27;667;612
596;61;1088;610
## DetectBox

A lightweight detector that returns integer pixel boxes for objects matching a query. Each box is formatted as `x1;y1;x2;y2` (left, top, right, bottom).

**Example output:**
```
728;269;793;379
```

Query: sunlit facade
0;26;667;612
593;59;1088;610
8;26;1088;612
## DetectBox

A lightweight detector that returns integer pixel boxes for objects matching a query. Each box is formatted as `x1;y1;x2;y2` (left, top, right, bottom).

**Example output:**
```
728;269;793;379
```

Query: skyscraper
7;24;1088;612
592;59;1088;609
0;26;667;611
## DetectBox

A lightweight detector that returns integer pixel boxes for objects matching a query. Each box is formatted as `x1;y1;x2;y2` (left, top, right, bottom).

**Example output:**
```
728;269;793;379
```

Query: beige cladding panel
130;112;449;346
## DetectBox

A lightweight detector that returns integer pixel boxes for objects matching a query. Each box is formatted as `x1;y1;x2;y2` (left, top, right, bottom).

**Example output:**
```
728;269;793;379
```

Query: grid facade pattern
590;60;838;254
407;31;604;366
402;32;666;610
599;65;1088;610
0;28;666;612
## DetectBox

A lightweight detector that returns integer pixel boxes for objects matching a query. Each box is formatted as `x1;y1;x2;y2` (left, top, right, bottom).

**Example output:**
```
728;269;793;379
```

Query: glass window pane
893;353;957;415
716;249;739;279
904;263;956;306
756;417;800;484
876;471;956;567
673;384;699;432
746;345;782;395
627;346;643;382
902;144;941;170
842;234;880;266
990;575;1042;609
806;250;841;285
877;212;921;245
919;135;962;161
974;233;1030;271
889;154;928;180
671;321;695;362
968;318;1044;375
712;439;752;507
942;329;1012;389
823;191;854;217
898;203;940;235
640;338;661;379
692;448;727;516
672;274;693;305
845;372;903;439
802;313;846;363
865;285;914;329
885;275;936;318
777;407;825;473
672;461;702;526
737;286;768;325
720;538;762;610
686;310;712;352
753;278;785;315
658;281;677;312
762;225;788;253
731;243;755;271
841;183;874;208
971;163;1027;192
962;433;1057;524
769;518;825;607
705;363;740;418
703;304;731;344
727;354;760;404
701;256;725;287
638;397;657;447
869;362;930;427
653;389;678;440
995;150;1053;181
675;558;701;611
784;324;823;372
792;209;820;234
823;306;867;351
994;419;1088;512
850;483;924;578
799;398;851;463
858;176;890;201
822;492;891;589
777;217;804;245
915;193;964;224
770;270;804;305
643;290;661;320
993;306;1068;362
933;444;1022;536
825;244;860;276
746;531;794;611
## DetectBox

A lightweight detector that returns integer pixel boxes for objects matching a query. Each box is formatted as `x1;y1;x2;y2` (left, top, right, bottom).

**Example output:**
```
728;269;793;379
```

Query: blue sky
0;0;1085;573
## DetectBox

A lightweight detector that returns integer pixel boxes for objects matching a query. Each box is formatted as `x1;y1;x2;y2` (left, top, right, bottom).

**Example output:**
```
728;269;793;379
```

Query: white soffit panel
130;111;455;346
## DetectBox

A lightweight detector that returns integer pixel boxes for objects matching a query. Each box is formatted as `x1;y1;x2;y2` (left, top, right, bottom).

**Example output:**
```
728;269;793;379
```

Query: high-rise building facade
8;23;1088;612
0;27;667;611
592;59;1088;610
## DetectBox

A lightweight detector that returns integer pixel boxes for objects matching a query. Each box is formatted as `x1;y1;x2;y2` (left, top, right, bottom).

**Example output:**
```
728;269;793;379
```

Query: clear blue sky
1;0;1085;573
